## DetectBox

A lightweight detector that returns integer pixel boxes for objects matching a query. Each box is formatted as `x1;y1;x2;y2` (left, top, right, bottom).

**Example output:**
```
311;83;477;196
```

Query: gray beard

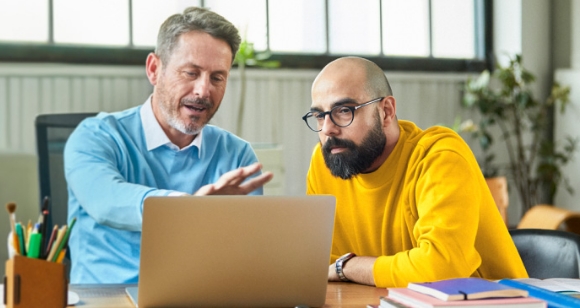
158;97;214;136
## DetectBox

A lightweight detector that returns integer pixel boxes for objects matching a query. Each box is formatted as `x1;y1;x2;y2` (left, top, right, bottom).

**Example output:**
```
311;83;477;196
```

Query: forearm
69;171;175;231
65;131;179;231
330;256;377;286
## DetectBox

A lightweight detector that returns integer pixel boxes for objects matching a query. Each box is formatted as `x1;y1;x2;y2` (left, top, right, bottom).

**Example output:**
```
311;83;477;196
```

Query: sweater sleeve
373;148;487;287
64;119;176;232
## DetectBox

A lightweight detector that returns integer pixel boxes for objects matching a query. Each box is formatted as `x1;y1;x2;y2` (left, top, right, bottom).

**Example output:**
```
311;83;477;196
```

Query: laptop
126;195;336;308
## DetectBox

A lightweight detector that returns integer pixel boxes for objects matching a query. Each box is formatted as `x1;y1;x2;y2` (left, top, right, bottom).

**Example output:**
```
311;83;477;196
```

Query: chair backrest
509;228;580;278
35;113;96;230
517;204;580;235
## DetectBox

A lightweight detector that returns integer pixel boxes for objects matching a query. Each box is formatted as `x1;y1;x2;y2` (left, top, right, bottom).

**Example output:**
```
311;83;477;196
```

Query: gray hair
155;7;241;65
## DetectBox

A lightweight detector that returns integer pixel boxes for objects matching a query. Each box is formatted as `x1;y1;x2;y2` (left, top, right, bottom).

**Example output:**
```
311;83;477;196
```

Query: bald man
303;57;527;288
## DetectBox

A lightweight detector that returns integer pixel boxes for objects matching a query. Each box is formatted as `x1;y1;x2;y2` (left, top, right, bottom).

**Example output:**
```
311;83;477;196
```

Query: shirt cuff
167;191;189;196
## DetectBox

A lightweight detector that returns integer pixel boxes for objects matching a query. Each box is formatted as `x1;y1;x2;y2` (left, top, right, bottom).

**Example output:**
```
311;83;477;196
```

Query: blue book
498;279;580;308
408;278;528;301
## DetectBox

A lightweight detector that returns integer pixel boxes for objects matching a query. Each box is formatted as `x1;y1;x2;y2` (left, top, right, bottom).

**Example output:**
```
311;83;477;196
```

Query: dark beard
321;117;386;179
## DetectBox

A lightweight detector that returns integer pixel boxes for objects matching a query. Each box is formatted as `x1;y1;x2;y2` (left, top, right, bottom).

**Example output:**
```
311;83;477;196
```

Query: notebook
126;195;336;308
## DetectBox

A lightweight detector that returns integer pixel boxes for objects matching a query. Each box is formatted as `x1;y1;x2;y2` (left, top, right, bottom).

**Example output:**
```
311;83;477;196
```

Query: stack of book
369;277;580;308
369;277;545;308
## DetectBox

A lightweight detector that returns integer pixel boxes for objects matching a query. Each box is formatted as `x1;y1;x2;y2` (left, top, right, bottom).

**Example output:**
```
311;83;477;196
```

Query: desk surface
69;282;388;307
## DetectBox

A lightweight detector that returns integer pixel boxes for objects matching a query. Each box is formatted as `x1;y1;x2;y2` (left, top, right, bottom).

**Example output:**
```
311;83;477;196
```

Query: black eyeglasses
302;97;384;132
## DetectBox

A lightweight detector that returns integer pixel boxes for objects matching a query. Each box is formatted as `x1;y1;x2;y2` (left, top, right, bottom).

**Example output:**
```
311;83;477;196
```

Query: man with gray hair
65;7;272;284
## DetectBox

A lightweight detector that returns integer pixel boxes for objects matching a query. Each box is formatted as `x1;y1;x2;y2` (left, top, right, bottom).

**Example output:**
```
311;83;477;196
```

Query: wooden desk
68;282;388;307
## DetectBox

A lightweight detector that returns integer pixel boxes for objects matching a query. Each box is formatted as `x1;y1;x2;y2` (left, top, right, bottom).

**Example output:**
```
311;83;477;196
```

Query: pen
27;233;42;259
25;220;32;252
55;248;67;264
47;225;67;262
15;222;27;256
51;217;76;262
39;196;50;257
44;224;59;259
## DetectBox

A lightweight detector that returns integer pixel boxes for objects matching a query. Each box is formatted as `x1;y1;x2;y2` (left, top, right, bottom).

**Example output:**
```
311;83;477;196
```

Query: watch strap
335;252;356;282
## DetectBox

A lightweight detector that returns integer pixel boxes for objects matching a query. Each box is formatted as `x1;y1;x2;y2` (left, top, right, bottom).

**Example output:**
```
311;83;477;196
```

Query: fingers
213;162;263;190
237;171;273;194
193;184;217;196
194;163;273;195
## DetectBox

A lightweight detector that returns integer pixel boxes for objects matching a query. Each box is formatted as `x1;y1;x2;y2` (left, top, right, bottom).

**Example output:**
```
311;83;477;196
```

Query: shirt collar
140;96;202;154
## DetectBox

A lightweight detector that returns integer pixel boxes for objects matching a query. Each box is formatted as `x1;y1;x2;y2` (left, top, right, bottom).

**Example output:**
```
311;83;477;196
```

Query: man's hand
194;162;273;195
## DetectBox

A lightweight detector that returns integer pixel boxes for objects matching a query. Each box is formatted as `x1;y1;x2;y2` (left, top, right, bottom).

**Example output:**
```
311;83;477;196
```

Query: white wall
554;0;580;211
555;70;580;211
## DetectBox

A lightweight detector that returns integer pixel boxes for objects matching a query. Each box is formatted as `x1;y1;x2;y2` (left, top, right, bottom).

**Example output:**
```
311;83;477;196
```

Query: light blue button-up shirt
65;98;261;283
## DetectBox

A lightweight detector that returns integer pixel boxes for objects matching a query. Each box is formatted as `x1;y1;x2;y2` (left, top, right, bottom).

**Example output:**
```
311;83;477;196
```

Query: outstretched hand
194;162;274;196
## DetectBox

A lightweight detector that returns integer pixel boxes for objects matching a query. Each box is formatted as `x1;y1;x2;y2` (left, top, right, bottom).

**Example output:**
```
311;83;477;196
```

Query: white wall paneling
555;70;580;211
0;63;471;197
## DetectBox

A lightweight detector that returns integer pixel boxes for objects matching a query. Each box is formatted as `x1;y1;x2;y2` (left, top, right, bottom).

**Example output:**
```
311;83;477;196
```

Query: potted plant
233;39;280;136
232;39;283;195
462;54;577;216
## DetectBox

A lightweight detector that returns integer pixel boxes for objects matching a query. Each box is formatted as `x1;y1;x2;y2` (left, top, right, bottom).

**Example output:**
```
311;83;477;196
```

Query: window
0;0;491;71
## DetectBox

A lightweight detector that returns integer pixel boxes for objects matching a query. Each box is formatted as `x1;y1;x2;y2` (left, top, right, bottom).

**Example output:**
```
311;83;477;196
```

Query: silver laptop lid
137;195;336;308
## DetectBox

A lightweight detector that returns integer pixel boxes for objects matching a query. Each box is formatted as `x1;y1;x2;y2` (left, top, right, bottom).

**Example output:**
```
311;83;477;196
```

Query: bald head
308;57;400;175
312;57;392;99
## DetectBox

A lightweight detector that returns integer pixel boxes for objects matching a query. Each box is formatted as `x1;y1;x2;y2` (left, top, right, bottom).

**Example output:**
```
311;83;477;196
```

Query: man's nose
193;75;211;99
320;113;339;136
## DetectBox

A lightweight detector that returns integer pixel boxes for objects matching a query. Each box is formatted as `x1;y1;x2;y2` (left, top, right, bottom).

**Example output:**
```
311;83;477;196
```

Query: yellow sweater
306;120;527;288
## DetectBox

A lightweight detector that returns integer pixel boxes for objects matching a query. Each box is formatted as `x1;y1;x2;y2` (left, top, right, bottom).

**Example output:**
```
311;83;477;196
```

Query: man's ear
381;96;397;124
145;53;161;86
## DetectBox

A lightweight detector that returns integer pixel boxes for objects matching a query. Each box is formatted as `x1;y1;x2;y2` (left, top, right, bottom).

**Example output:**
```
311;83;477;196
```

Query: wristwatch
335;252;356;282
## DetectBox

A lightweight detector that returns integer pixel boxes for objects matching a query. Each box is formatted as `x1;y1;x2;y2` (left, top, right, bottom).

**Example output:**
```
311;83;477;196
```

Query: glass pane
328;0;381;55
54;0;129;46
205;0;267;50
269;0;325;53
133;0;201;47
0;0;48;42
382;0;429;57
432;0;475;58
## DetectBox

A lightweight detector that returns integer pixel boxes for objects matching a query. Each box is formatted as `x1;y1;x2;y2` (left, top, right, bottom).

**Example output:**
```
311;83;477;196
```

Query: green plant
233;39;280;135
462;54;577;214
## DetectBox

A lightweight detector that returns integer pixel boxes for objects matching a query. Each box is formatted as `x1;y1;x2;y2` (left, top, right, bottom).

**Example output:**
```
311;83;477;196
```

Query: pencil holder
4;255;67;308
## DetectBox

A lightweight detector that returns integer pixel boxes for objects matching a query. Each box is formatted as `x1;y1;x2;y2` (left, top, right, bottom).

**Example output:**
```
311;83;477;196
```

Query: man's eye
336;107;351;114
313;113;325;120
185;71;197;77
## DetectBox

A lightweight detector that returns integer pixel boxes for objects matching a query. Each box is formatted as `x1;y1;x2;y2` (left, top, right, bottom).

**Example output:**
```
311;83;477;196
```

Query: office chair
517;204;580;235
35;112;96;242
509;228;580;278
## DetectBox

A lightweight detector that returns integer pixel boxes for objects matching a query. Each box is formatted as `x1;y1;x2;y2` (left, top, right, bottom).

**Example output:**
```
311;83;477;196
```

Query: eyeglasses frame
302;97;384;132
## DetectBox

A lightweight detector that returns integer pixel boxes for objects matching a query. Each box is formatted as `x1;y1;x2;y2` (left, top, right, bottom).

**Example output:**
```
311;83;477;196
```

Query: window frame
0;0;493;72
